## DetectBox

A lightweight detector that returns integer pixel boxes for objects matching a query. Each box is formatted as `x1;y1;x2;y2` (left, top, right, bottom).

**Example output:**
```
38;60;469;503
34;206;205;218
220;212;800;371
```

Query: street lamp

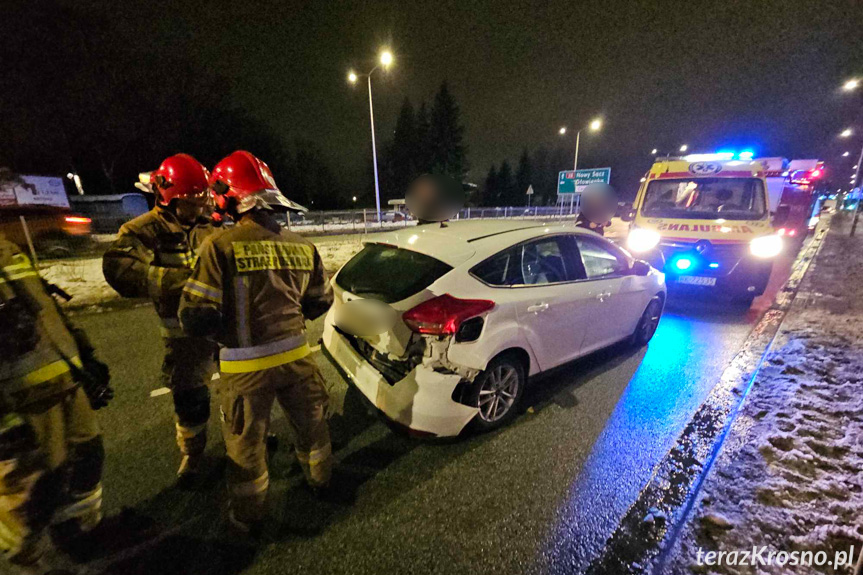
650;148;658;155
841;128;853;138
347;49;394;220
679;144;688;152
844;151;851;157
843;78;859;92
558;116;603;213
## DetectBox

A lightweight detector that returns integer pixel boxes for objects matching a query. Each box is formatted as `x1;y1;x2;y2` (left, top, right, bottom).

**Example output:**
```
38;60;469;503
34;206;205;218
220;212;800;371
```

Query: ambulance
760;157;824;239
624;153;783;305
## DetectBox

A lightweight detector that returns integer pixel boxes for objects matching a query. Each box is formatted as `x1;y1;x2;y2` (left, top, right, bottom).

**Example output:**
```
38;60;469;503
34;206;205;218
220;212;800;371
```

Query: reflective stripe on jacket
219;334;311;373
0;239;80;408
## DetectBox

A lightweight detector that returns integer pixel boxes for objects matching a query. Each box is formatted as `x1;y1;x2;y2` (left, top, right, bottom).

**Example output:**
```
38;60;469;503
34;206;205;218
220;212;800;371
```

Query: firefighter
0;237;111;574
102;154;217;481
178;150;333;532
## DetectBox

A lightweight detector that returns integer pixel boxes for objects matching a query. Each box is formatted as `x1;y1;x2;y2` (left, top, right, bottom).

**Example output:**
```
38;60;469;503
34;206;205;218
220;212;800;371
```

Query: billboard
0;175;70;208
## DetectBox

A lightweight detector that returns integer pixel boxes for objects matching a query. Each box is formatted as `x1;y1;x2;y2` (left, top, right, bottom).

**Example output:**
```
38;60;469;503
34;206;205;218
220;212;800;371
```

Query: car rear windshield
335;243;452;303
641;177;767;220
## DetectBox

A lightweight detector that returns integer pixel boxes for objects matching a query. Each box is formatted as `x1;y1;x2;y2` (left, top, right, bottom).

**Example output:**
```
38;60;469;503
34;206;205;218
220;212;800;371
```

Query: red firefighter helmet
150;154;210;206
209;150;307;214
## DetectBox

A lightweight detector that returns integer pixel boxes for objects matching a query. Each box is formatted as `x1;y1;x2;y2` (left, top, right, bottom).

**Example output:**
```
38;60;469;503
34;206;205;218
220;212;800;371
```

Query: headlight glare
627;228;661;253
750;234;783;258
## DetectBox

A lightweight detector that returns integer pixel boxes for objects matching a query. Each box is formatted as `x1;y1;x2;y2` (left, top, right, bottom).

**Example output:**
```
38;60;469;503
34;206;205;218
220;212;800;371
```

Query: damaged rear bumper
322;321;478;437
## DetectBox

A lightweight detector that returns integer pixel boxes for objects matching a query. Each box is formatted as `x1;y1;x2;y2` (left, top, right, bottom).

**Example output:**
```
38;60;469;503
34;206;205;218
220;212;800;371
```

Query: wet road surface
73;241;802;575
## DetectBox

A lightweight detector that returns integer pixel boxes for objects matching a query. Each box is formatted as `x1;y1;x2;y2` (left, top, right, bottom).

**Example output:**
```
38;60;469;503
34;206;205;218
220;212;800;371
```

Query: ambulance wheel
631;295;663;347
467;353;526;433
732;293;756;309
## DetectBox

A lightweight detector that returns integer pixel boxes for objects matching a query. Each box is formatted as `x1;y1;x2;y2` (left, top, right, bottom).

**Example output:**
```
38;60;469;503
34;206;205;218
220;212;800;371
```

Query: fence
286;205;580;235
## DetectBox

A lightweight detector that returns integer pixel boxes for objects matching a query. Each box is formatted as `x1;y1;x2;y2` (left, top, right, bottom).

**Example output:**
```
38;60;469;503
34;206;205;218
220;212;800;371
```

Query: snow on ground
41;235;367;310
665;214;863;574
39;257;123;309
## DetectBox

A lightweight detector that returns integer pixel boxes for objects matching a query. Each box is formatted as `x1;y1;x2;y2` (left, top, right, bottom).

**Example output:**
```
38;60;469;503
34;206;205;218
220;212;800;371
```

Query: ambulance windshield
641;178;767;220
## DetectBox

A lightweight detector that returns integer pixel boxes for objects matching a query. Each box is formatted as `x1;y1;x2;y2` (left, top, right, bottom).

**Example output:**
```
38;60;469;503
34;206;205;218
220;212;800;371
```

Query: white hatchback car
322;220;666;437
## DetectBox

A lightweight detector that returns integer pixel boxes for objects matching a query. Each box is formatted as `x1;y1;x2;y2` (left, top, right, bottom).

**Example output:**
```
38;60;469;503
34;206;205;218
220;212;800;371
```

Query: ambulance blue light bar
684;153;734;162
683;150;756;162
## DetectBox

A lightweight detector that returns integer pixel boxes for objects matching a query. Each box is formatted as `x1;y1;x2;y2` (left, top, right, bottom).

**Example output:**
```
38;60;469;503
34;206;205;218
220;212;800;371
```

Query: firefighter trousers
219;355;331;524
161;335;217;456
0;386;103;566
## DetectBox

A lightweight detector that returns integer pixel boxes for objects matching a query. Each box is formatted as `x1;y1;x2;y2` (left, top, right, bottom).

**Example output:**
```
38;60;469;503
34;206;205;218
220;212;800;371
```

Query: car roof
363;220;599;266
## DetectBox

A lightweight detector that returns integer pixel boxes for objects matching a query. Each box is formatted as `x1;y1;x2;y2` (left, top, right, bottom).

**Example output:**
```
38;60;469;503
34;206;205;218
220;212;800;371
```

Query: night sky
68;0;863;195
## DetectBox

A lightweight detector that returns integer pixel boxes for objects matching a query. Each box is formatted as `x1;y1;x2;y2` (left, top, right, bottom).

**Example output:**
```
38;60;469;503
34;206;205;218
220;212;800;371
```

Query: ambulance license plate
676;275;716;287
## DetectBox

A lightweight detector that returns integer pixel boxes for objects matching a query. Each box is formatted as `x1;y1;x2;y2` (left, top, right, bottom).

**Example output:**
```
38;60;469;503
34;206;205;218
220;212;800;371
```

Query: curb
583;220;831;575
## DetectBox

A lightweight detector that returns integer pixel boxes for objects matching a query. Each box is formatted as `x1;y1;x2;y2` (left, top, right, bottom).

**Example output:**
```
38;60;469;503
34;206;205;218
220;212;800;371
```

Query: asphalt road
69;240;802;575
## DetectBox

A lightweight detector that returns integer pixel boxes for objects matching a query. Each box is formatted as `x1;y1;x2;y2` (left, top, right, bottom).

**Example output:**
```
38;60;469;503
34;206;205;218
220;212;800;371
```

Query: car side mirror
630;260;650;276
772;205;790;227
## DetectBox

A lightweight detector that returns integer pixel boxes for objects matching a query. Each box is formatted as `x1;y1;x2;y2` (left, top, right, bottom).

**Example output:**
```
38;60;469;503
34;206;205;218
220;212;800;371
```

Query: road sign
557;168;611;195
525;185;534;195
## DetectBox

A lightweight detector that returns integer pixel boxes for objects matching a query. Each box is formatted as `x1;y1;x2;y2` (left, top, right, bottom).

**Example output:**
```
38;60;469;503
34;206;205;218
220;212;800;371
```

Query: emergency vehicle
625;153;783;305
759;157;824;239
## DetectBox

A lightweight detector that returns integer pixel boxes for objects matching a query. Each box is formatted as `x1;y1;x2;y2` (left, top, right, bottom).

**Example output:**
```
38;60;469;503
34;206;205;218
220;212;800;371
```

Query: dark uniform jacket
178;213;333;373
103;206;214;337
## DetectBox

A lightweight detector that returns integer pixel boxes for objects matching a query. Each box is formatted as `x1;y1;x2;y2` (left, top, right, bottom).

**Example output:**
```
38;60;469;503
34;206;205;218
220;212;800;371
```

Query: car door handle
527;303;549;313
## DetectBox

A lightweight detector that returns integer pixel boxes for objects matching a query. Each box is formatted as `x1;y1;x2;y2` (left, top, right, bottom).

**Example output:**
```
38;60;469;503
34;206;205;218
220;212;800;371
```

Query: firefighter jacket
0;238;83;413
178;212;333;373
103;206;215;337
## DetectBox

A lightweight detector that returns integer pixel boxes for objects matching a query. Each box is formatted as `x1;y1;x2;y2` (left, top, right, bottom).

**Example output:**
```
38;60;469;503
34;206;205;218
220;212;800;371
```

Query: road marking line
149;387;171;398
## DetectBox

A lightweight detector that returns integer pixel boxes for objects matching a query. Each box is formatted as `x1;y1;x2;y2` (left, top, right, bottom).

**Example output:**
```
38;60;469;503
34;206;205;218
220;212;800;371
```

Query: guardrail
286;205;578;235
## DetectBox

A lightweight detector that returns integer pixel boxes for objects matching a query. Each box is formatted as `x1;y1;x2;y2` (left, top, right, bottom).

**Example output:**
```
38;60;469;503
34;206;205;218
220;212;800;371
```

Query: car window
472;236;580;286
575;236;629;279
336;243;452;303
520;238;568;285
471;246;523;286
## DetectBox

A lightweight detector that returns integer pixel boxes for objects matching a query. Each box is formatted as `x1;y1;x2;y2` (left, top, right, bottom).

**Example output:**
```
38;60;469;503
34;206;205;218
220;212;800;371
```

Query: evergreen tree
415;102;432;173
533;146;564;206
497;160;515;207
483;164;499;207
515;149;533;205
428;82;467;181
386;97;419;199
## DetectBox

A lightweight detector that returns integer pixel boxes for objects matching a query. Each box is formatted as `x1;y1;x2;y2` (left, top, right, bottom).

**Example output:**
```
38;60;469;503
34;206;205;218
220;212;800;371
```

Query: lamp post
841;75;862;234
348;50;393;221
846;131;863;236
558;118;602;213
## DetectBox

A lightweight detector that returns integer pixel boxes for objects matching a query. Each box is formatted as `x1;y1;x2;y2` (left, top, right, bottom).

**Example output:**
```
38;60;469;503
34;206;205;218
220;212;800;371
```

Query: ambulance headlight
749;234;783;258
627;228;661;253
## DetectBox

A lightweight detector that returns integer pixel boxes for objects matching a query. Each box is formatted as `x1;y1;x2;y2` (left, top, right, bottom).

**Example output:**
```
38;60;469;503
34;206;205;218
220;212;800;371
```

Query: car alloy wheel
477;362;520;423
634;296;663;346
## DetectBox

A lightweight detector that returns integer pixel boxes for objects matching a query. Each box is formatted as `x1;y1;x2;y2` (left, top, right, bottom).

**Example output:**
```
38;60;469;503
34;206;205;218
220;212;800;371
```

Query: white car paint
322;220;666;437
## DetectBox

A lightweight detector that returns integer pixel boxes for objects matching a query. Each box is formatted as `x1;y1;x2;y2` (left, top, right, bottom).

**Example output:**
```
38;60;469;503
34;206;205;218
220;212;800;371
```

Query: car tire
467;353;526;433
631;295;663;347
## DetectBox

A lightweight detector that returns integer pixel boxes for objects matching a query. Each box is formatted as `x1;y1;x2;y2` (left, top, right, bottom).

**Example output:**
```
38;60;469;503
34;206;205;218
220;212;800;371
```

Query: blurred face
174;198;206;224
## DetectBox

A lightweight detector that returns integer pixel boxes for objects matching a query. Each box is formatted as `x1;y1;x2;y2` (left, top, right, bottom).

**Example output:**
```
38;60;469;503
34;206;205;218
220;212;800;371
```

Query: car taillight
64;216;91;225
402;294;495;336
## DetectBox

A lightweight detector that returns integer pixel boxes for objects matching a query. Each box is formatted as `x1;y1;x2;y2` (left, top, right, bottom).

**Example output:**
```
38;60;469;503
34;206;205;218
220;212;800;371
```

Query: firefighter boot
177;453;204;481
